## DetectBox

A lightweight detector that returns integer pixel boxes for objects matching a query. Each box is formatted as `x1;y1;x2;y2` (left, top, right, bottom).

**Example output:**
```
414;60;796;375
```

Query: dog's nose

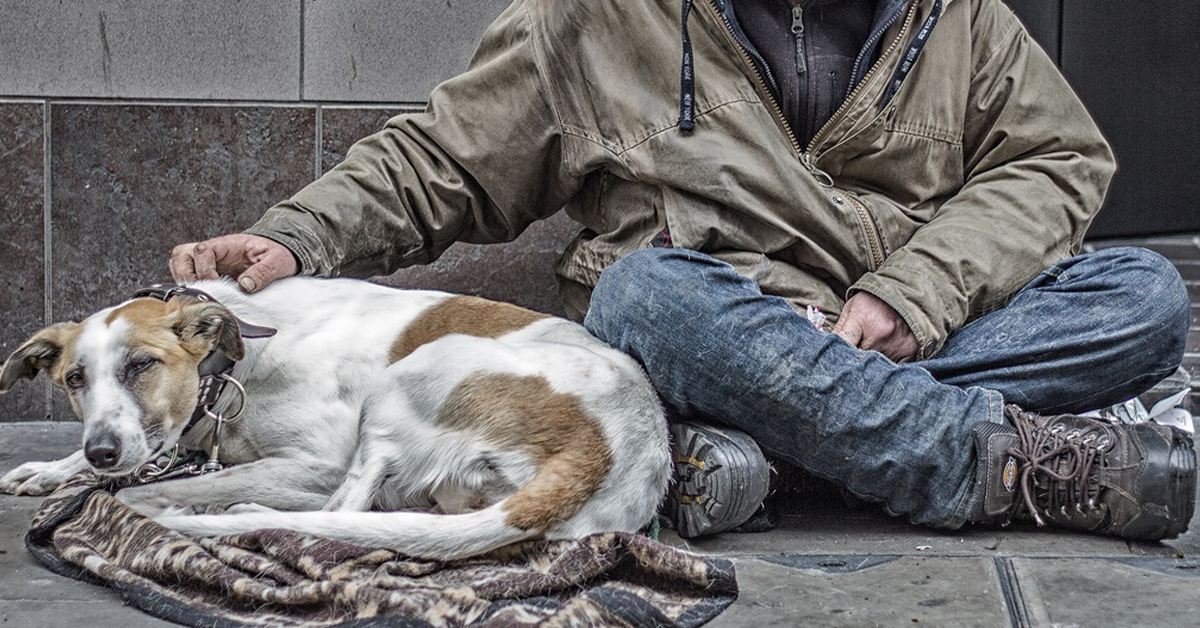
85;432;123;469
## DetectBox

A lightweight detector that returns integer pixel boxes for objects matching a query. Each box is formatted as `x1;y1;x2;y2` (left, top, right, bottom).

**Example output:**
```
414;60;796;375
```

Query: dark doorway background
1005;0;1200;238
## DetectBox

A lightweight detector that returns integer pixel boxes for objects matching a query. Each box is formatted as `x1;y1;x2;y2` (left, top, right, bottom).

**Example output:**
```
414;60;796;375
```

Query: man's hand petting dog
170;234;297;294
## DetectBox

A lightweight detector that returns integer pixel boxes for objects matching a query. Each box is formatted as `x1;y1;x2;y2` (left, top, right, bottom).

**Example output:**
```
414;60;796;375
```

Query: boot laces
1006;413;1110;526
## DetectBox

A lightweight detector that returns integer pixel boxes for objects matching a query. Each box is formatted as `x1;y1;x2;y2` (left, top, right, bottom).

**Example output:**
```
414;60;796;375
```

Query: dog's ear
173;301;245;361
0;323;80;393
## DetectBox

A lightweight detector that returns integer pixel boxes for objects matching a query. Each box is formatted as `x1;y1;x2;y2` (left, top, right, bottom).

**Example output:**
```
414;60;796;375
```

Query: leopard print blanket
26;473;737;628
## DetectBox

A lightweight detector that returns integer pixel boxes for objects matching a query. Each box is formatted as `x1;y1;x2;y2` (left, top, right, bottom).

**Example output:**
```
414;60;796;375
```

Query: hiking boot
971;405;1197;541
668;422;771;538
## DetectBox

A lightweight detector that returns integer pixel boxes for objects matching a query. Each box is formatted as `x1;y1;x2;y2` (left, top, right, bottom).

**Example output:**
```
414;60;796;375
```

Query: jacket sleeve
851;3;1116;359
244;0;577;278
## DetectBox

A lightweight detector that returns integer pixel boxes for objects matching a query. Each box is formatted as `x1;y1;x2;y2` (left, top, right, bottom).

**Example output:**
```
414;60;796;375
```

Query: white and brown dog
0;277;670;559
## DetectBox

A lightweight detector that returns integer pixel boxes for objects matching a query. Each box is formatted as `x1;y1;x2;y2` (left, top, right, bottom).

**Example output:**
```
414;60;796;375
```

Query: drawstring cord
679;0;697;133
681;0;940;133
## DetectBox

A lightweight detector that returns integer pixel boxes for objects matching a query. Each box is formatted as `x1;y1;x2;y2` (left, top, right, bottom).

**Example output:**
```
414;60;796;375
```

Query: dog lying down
0;277;670;560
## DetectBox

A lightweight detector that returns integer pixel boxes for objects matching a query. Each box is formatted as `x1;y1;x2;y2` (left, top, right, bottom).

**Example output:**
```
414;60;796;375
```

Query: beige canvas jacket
246;0;1115;359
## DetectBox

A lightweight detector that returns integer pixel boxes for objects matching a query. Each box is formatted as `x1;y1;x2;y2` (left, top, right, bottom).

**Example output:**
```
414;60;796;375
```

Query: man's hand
831;292;918;363
169;234;297;294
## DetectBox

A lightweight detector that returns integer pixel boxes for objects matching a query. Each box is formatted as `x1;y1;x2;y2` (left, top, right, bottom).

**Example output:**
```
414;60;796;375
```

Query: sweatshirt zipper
803;2;916;160
791;6;807;77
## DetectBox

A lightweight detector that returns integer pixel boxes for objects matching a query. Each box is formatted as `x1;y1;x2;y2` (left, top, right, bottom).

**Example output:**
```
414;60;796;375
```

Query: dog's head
0;297;244;475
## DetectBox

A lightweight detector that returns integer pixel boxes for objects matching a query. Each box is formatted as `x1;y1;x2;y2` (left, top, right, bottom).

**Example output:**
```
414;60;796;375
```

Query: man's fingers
190;241;222;280
169;243;200;282
833;322;863;347
235;243;297;294
235;262;278;294
170;234;296;292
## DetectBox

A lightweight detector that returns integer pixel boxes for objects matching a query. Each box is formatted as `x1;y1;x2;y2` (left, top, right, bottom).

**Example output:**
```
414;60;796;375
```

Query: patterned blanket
26;473;737;628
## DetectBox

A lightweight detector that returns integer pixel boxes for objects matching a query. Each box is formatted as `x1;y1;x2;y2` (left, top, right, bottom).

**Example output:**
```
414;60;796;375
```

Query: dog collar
131;284;278;340
132;283;276;436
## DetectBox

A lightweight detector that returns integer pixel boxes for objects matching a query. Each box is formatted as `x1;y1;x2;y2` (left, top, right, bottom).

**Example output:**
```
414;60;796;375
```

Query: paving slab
1008;556;1200;627
710;555;1009;627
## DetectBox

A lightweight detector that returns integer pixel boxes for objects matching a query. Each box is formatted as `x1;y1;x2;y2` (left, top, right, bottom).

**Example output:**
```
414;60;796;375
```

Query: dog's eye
125;357;160;378
64;368;86;389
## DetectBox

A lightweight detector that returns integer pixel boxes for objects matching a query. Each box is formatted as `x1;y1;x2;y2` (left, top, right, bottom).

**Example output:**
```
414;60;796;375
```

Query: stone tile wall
0;99;577;422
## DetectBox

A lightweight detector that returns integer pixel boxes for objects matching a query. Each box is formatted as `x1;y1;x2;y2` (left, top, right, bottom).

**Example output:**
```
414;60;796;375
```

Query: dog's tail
157;452;632;559
158;504;543;560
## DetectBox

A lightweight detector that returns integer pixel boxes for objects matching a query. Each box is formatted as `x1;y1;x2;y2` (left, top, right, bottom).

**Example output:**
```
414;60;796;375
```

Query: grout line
1056;0;1065;64
314;104;323;179
42;100;53;420
994;557;1032;628
299;0;306;101
42;102;52;327
20;96;425;109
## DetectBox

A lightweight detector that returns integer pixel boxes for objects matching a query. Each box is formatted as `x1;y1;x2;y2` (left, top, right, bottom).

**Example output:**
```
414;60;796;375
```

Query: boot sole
1164;427;1197;538
668;422;770;538
1125;424;1197;540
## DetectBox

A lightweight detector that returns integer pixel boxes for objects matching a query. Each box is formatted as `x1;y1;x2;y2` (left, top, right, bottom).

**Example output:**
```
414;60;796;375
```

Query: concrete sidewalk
1;421;1197;628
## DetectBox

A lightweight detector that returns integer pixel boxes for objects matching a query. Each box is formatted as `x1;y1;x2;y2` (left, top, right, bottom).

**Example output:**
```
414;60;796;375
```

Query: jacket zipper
702;0;802;159
704;0;917;272
803;2;917;161
839;193;886;270
809;3;917;271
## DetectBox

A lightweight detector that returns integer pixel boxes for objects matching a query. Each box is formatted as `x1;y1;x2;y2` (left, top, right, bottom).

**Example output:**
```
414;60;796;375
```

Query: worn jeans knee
1086;246;1191;370
586;248;722;350
925;245;1190;413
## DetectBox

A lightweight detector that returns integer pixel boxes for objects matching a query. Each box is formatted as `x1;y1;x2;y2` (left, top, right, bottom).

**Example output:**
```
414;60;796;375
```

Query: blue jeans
583;247;1190;528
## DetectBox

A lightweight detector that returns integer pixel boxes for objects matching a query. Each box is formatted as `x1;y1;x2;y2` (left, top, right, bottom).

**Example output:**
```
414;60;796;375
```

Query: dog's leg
322;441;391;511
0;450;88;495
115;456;346;517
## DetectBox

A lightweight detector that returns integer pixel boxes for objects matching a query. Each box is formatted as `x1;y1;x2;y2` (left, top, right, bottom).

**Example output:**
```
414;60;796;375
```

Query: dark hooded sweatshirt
731;0;876;144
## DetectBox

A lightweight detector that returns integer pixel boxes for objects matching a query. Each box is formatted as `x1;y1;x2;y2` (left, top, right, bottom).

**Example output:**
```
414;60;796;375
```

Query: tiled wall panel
0;103;48;421
47;104;316;418
303;0;506;102
0;1;301;100
50;105;317;322
1060;0;1200;237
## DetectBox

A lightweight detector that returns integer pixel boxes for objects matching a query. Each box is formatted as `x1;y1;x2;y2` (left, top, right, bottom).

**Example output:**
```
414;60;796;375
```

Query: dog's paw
158;504;203;517
225;502;278;515
0;460;73;495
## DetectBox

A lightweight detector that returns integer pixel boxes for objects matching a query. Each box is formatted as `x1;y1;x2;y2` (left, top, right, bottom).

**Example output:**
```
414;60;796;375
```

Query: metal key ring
215;373;247;423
